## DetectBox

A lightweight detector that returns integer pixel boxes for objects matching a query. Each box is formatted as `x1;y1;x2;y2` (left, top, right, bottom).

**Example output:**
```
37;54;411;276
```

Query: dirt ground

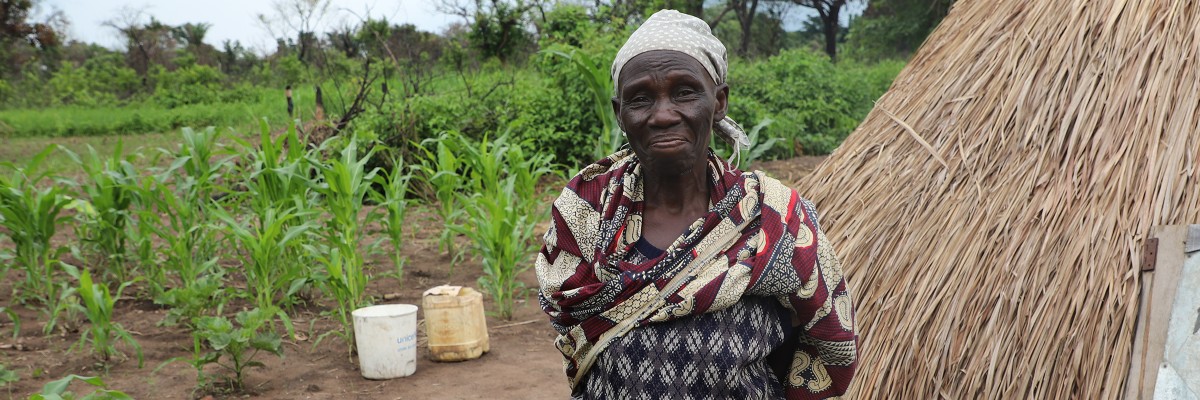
0;156;823;400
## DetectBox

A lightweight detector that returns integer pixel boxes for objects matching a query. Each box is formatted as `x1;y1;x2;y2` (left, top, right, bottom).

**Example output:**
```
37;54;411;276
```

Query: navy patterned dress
573;238;796;400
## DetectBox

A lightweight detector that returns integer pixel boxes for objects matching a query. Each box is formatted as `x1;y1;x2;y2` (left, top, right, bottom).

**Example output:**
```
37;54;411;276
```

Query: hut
799;0;1199;398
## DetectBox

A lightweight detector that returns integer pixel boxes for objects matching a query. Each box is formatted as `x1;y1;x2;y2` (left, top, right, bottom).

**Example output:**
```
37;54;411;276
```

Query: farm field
0;1;921;398
1;205;570;400
0;124;824;399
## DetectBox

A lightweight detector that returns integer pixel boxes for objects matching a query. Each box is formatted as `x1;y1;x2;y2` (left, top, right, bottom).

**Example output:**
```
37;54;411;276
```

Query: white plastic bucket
352;304;419;379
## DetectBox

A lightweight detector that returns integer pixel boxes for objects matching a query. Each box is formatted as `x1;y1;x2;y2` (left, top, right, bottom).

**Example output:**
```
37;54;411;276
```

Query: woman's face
613;50;728;174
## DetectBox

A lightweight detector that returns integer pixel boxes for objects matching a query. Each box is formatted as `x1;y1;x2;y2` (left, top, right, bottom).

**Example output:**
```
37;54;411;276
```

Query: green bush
38;54;141;108
151;64;227;108
728;48;902;156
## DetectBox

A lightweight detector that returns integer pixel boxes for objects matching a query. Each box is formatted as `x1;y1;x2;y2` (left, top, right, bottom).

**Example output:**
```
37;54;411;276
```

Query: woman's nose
647;98;682;128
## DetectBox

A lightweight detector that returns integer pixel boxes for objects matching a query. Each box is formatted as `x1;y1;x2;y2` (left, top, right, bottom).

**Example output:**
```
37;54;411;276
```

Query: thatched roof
799;0;1199;398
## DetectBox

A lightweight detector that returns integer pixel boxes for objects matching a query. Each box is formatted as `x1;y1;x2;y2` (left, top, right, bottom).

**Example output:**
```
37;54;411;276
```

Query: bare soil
0;156;823;400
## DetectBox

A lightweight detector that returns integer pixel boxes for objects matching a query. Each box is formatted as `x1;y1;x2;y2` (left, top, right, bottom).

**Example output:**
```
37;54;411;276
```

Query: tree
1;0;66;74
172;22;216;65
257;0;332;65
219;39;257;76
791;0;849;61
438;0;533;62
730;0;760;56
844;0;954;61
660;0;704;18
104;7;177;81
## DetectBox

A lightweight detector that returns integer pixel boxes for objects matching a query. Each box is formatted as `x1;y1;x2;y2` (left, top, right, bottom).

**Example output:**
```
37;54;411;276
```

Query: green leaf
249;332;282;354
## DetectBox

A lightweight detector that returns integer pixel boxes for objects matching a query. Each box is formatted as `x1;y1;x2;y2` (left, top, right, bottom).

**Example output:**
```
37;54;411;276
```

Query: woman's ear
612;96;623;131
713;83;729;122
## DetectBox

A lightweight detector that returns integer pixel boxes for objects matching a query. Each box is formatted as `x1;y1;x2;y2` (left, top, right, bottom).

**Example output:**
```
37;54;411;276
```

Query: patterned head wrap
611;9;751;163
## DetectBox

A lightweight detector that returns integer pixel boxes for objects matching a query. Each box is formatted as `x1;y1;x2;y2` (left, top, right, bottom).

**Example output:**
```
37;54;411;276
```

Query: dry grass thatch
799;0;1199;398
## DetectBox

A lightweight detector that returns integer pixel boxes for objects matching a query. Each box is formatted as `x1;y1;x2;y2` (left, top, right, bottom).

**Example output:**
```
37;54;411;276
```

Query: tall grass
0;87;287;138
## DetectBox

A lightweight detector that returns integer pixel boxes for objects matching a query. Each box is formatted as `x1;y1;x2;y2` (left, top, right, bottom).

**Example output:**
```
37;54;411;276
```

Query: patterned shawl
536;149;858;399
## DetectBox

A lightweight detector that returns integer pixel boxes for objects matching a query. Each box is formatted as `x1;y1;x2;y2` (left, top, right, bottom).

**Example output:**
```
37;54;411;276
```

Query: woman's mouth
649;137;689;149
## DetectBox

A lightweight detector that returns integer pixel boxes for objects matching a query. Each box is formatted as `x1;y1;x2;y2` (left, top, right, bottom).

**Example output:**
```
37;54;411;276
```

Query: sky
38;1;862;52
39;0;456;52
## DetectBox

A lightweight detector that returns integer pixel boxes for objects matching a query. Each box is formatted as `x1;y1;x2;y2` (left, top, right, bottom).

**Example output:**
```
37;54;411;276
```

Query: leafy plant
309;135;380;352
0;146;72;306
0;364;16;387
452;137;552;319
455;178;540;320
62;143;141;283
192;308;284;392
543;49;622;161
369;157;415;281
138;127;232;296
153;272;225;328
210;204;314;313
0;306;18;340
29;374;132;400
137;175;222;297
502;140;556;218
713;117;780;170
66;266;143;368
413;131;470;265
234;119;316;215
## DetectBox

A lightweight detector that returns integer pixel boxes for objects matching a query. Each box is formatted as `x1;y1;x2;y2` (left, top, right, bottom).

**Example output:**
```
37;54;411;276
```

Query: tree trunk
735;0;760;57
676;0;704;18
822;5;840;61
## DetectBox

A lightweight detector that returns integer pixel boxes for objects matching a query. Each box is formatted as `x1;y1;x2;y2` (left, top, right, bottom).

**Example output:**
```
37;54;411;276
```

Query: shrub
151;64;227;108
727;48;902;156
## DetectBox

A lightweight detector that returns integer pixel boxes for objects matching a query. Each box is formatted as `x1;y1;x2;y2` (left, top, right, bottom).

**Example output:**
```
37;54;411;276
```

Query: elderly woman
536;10;857;400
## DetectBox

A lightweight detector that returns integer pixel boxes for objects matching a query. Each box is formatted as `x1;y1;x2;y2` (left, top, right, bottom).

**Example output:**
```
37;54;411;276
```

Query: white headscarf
611;9;751;163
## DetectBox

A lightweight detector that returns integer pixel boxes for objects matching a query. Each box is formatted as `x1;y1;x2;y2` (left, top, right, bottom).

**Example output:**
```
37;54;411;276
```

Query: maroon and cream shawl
536;149;858;399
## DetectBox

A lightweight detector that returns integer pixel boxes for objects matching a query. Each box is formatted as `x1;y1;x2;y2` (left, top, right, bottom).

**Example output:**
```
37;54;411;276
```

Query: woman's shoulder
558;150;637;193
574;149;636;182
745;169;822;223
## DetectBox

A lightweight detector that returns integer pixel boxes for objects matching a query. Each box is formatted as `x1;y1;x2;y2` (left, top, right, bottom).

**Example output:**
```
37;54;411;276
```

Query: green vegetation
309;136;379;351
729;50;905;156
0;95;288;139
0;0;946;395
0;306;18;340
63;144;141;283
0;364;16;387
369;158;415;280
28;375;131;400
66;267;143;368
0;147;72;307
192;308;285;392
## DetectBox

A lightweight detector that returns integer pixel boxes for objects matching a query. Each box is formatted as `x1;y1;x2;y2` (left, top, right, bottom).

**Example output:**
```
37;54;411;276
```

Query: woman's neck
642;172;708;211
638;158;711;249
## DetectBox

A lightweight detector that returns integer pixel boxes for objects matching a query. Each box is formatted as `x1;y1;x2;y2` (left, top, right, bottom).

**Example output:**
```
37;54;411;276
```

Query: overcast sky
40;0;456;52
38;1;861;52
